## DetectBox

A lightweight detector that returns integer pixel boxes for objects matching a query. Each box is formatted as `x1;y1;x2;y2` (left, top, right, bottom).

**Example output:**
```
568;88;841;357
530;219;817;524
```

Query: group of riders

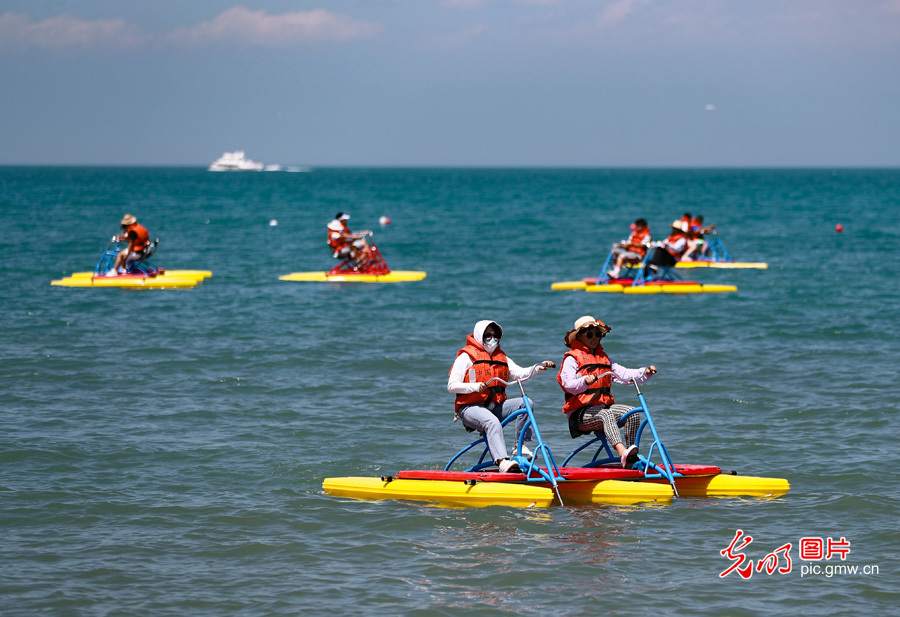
607;213;716;279
449;316;657;474
108;210;717;279
104;212;685;475
106;210;375;276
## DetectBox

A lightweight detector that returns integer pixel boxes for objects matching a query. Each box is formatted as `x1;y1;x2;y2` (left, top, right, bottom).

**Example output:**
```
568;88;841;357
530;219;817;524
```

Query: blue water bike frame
694;231;731;263
596;245;683;286
561;369;680;496
446;367;565;497
596;230;736;285
93;238;159;277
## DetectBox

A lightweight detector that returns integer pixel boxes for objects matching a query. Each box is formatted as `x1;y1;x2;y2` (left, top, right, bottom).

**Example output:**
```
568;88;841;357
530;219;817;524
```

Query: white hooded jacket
447;320;539;395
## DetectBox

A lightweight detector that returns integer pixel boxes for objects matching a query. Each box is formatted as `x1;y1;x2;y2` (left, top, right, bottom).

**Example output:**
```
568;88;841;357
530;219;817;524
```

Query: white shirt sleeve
447;353;481;395
559;355;588;394
507;357;543;382
611;362;652;385
560;356;651;392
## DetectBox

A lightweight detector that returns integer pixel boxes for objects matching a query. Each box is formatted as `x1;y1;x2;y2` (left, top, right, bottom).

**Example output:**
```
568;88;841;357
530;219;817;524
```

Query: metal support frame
92;239;160;277
327;244;392;276
446;369;565;503
559;372;681;496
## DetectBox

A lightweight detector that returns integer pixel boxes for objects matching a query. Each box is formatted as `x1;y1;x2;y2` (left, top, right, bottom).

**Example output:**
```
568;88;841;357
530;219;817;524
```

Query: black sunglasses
582;328;603;339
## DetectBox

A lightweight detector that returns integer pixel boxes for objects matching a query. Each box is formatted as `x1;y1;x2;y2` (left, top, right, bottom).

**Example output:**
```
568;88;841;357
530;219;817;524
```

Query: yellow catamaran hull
661;473;790;497
51;270;212;289
676;261;768;269
323;473;787;508
551;281;737;294
279;271;427;283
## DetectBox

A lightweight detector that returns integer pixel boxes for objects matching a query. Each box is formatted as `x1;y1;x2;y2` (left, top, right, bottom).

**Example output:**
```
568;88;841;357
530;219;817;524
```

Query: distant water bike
551;241;739;294
279;230;426;284
674;230;768;270
323;367;789;508
51;237;212;289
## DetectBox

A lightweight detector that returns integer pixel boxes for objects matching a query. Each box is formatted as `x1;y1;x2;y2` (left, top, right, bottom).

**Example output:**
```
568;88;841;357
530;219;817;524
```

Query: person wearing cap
108;213;151;276
448;320;555;474
326;212;371;265
642;219;689;275
557;316;657;469
608;218;652;279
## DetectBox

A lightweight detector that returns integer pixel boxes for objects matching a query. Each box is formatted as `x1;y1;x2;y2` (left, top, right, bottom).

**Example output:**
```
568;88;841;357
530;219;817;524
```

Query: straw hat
565;315;611;347
671;219;686;232
121;213;137;226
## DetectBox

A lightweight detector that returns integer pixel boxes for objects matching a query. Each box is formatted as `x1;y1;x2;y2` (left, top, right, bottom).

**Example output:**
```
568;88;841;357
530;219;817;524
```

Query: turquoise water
2;167;899;615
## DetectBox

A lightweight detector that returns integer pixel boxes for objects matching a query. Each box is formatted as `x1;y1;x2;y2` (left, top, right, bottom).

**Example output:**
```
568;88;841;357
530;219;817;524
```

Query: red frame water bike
328;243;392;276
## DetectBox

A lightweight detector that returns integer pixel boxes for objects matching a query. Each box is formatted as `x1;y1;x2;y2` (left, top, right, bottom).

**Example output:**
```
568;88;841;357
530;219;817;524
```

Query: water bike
674;231;768;270
551;242;738;294
279;232;426;284
323;368;789;508
51;237;212;289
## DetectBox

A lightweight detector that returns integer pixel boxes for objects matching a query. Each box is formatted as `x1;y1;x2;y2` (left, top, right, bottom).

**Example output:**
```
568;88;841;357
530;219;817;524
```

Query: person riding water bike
682;214;717;261
448;320;555;474
326;212;372;266
608;218;652;279
557;315;657;468
642;219;689;275
108;213;151;276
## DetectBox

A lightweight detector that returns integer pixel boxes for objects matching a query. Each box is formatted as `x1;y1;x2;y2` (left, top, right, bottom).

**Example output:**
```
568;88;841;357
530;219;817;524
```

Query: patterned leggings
576;404;641;448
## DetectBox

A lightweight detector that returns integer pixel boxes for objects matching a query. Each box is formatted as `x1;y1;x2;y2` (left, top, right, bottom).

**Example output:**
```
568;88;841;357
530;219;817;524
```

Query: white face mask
482;337;499;353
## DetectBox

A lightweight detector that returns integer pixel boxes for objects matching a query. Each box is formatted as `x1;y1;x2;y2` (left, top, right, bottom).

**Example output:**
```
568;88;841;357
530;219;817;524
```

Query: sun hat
121;213;137;226
671;219;686;231
336;212;350;221
565;315;611;347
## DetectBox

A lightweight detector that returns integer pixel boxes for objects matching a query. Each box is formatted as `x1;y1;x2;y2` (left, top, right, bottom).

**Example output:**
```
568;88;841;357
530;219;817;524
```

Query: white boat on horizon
208;151;265;172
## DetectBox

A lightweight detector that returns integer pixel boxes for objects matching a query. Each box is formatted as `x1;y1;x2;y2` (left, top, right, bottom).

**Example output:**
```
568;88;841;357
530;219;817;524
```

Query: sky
1;0;899;167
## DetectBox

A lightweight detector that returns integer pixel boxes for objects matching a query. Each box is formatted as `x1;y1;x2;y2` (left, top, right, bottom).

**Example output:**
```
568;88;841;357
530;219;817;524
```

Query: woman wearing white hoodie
448;320;554;474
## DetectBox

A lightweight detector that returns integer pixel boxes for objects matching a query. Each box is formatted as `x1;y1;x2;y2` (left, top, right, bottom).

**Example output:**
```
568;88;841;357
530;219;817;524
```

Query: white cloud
167;7;381;47
0;12;148;49
595;0;648;27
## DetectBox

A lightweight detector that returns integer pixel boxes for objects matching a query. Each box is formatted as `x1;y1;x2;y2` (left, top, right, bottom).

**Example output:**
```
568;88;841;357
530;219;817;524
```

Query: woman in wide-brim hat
109;213;150;276
557;315;657;469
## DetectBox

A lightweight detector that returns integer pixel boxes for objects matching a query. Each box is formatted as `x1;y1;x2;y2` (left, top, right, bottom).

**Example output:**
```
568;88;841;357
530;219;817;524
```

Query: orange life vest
327;221;351;250
452;334;509;412
626;227;651;257
557;341;614;414
664;230;687;259
124;223;150;252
